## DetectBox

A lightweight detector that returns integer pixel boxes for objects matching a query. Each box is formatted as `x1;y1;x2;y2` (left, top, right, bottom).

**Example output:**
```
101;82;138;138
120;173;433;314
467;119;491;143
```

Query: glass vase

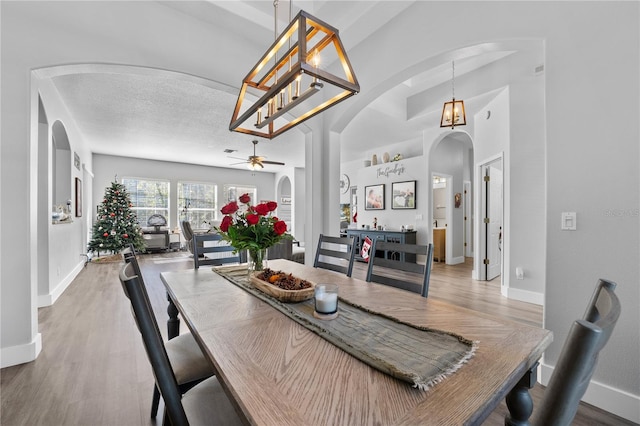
248;248;267;274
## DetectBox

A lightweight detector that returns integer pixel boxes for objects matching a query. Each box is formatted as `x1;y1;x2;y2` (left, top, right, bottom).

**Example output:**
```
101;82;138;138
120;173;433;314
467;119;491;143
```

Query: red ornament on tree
103;232;109;237
123;234;129;238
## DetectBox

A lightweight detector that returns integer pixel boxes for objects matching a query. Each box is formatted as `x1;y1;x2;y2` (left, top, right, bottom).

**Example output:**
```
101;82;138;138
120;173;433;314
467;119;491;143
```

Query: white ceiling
41;1;540;172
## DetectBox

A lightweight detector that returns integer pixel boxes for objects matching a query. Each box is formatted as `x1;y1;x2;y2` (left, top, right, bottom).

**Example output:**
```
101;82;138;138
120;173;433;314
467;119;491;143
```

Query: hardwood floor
1;252;634;425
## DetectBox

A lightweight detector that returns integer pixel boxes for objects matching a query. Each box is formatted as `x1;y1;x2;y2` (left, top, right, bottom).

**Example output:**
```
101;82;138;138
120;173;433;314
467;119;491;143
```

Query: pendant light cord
273;0;279;82
452;60;455;99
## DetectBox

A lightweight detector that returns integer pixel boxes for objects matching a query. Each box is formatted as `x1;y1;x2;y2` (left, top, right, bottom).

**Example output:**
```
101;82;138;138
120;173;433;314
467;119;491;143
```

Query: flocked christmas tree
88;180;145;254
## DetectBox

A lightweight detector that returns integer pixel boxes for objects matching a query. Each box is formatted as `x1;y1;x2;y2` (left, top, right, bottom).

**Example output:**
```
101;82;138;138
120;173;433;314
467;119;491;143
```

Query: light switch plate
561;212;577;230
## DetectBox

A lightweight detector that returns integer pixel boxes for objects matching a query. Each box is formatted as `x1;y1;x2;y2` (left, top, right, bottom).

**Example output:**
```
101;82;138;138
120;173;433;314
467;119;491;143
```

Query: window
178;181;217;226
121;178;170;226
223;184;257;213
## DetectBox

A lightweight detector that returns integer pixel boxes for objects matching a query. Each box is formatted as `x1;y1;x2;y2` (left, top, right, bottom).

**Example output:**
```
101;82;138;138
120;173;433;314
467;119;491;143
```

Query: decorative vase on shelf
382;152;390;163
371;154;378;165
248;248;268;273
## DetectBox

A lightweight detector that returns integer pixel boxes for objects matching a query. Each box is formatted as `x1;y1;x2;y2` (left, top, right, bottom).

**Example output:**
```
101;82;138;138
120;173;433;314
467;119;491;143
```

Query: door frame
474;153;504;282
463;180;472;258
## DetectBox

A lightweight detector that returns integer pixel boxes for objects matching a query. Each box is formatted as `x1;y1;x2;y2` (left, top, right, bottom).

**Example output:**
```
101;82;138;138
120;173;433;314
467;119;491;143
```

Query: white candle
315;292;338;314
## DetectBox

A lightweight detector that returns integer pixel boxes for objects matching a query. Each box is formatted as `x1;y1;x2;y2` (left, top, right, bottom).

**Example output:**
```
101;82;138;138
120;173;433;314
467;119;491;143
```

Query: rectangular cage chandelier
229;9;360;139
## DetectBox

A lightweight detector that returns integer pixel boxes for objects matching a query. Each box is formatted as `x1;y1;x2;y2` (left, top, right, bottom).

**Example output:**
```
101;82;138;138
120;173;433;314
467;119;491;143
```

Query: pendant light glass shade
440;99;466;128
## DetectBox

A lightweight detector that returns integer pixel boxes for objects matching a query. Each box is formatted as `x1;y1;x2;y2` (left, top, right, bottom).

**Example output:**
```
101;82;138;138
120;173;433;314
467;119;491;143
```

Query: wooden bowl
249;273;315;303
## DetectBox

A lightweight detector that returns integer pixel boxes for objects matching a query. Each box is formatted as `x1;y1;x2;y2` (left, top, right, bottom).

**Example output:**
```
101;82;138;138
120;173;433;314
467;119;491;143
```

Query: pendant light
440;61;466;128
229;0;360;139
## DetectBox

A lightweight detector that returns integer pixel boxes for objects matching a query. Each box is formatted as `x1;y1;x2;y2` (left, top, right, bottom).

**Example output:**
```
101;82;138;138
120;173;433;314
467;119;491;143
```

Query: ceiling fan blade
229;161;248;166
261;160;285;166
228;156;248;161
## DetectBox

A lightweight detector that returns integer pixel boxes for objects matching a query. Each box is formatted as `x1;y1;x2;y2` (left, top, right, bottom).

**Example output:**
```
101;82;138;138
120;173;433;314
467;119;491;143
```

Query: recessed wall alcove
52;120;71;207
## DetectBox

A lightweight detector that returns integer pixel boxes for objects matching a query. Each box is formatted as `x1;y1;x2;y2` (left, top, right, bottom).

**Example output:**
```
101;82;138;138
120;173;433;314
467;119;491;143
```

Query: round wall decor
340;174;350;194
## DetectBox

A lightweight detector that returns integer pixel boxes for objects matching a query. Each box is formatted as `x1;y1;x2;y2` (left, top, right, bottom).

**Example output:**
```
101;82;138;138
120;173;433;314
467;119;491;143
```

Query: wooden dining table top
160;259;552;426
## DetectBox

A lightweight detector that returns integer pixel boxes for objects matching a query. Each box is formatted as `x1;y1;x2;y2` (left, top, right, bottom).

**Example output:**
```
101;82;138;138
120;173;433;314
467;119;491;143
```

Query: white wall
541;3;639;419
356;156;428;244
37;78;93;308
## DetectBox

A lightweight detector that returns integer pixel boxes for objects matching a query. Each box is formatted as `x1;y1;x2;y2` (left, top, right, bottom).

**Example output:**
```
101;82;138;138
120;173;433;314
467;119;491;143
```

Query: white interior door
486;165;503;280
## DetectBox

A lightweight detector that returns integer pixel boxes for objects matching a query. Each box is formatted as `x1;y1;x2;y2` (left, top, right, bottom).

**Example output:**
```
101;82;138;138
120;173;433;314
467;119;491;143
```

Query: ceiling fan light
247;162;260;171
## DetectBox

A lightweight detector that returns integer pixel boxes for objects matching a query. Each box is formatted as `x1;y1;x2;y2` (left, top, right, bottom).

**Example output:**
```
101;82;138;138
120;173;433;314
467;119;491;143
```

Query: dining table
160;259;552;425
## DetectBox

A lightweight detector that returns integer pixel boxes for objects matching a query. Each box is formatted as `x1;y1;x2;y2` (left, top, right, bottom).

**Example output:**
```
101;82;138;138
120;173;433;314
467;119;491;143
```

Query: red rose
103;232;109;237
220;215;233;232
274;220;287;235
221;201;239;215
254;203;269;216
267;201;278;211
239;193;251;204
246;213;260;225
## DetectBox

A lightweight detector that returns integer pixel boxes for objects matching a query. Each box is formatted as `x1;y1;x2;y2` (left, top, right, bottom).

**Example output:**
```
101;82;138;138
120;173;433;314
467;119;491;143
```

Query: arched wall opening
276;175;293;233
428;131;474;271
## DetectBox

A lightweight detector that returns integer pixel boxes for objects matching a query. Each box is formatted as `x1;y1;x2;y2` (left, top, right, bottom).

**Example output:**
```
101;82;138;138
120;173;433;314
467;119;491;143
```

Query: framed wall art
365;184;385;210
75;177;83;217
391;180;416;209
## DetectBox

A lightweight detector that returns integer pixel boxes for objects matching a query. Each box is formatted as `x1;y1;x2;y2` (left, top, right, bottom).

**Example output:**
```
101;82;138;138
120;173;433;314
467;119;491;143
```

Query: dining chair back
365;240;433;297
119;262;189;425
313;234;356;277
121;244;215;419
119;263;242;426
192;233;240;269
531;279;621;426
180;220;195;254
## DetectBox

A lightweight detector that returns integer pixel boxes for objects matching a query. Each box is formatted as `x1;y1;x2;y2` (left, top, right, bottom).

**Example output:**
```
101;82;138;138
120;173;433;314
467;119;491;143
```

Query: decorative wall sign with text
376;162;406;179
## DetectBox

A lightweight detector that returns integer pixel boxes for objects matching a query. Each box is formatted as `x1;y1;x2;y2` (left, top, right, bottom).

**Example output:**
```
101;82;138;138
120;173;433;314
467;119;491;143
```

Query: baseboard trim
541;362;640;423
38;260;85;307
506;286;543;305
1;333;42;368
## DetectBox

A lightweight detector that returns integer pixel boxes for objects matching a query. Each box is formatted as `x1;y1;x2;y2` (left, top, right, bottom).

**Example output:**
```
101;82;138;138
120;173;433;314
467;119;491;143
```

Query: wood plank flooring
1;252;634;425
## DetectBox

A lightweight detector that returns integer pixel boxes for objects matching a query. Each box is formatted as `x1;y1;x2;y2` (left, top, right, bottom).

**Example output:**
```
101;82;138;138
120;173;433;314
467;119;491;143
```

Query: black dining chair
121;246;215;419
119;262;243;426
192;233;241;269
365;241;433;298
313;234;357;277
529;279;621;426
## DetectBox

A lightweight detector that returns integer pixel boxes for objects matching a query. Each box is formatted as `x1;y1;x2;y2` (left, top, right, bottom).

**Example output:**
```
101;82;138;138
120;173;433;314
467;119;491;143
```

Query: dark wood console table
346;229;417;262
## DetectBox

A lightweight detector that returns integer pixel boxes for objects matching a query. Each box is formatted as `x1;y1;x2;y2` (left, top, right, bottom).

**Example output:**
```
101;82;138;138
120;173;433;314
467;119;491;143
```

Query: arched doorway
428;131;474;271
276;175;292;233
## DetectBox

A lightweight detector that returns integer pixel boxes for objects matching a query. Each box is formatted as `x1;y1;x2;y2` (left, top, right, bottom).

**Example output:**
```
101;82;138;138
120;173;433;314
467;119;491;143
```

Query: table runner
214;266;477;390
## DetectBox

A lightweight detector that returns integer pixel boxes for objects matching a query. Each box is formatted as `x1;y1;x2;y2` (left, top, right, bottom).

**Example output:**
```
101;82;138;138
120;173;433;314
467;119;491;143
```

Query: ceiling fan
229;139;285;170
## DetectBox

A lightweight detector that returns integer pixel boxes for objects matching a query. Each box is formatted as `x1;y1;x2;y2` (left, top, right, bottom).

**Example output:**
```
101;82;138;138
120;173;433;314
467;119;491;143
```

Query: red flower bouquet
216;194;291;271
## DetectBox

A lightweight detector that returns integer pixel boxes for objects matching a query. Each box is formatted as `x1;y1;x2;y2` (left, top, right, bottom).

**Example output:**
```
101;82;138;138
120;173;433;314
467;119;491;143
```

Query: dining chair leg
151;385;161;417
